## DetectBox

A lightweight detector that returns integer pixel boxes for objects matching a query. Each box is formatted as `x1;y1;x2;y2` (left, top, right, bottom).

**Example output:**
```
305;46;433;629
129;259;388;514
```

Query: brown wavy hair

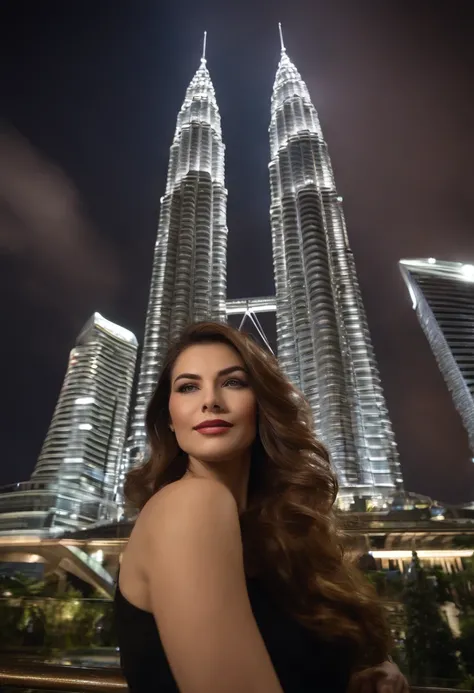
125;320;391;671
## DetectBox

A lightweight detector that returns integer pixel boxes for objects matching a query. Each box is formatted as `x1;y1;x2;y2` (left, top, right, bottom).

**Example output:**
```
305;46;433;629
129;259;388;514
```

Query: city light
75;397;94;406
461;263;474;280
370;549;473;559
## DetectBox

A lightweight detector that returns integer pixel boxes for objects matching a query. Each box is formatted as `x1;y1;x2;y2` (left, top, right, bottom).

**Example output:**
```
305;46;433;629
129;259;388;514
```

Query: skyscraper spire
268;32;402;505
128;41;228;464
278;22;286;53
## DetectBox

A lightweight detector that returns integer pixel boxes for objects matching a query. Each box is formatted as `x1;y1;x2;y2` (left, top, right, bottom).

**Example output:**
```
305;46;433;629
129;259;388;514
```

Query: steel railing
0;660;127;691
0;659;464;692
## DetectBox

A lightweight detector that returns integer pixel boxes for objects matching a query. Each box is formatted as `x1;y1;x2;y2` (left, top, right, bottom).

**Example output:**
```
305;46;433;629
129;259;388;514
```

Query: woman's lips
194;425;233;435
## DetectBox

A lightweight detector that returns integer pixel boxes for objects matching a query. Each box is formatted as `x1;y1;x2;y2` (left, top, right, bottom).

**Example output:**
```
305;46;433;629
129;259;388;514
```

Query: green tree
403;551;462;685
452;559;474;615
431;565;454;605
458;615;474;676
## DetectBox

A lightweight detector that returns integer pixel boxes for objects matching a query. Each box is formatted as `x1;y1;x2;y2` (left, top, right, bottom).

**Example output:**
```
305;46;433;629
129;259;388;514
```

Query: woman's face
168;342;257;465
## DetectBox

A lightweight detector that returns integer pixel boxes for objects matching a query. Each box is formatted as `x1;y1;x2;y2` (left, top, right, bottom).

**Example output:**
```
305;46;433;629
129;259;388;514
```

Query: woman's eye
178;383;197;393
224;378;247;388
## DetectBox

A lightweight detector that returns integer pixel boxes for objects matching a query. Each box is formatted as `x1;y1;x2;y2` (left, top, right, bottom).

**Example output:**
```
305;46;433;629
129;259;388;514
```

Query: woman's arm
139;477;284;693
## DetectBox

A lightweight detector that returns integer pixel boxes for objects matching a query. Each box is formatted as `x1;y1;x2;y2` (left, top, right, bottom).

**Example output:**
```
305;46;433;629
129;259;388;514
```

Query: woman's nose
201;388;223;412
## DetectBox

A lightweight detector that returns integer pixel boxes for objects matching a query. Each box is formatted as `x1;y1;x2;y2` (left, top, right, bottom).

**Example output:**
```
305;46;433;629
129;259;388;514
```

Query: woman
116;321;408;692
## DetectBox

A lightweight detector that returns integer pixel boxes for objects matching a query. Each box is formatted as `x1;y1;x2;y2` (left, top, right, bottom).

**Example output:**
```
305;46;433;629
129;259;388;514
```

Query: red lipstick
194;419;233;434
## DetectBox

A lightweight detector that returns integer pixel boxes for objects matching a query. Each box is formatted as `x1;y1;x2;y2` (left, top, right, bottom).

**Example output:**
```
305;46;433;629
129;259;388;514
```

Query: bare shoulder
142;476;238;516
136;477;240;540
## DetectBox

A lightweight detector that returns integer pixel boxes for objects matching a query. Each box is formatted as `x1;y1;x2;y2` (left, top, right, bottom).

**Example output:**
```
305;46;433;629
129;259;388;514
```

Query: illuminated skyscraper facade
129;37;228;461
268;29;402;502
400;258;474;455
0;313;137;533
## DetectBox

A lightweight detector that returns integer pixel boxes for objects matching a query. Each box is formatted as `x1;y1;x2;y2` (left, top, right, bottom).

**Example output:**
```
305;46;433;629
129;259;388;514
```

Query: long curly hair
125;320;391;670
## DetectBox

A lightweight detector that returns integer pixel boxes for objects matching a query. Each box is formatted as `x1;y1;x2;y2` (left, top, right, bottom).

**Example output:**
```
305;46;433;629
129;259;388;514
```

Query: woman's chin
189;445;246;466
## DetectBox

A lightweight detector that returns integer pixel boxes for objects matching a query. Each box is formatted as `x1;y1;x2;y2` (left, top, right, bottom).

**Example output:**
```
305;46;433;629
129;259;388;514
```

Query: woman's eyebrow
173;365;247;385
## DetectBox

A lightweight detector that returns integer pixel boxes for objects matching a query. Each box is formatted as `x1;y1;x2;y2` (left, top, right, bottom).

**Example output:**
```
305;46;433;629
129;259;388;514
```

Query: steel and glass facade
0;314;137;533
128;45;228;462
0;36;407;535
268;35;402;503
400;258;474;455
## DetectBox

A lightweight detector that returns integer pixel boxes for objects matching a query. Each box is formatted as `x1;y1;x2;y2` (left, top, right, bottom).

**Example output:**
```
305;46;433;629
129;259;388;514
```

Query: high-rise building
400;258;474;455
268;27;402;504
128;35;228;462
0;313;137;533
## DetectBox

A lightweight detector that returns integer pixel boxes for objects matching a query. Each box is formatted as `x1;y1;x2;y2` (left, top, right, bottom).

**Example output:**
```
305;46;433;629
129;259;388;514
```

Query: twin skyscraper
127;28;403;507
0;30;403;535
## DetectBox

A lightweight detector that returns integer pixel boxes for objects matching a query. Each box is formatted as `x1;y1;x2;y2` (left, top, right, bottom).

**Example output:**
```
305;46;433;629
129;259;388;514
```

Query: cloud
0;125;119;326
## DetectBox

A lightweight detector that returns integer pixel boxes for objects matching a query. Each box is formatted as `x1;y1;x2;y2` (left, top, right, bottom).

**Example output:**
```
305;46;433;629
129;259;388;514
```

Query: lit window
75;397;94;405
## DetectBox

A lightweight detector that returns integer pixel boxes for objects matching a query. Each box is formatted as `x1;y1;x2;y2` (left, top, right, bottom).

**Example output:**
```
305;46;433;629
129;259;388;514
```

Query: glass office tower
128;36;228;463
0;313;137;533
400;258;474;455
268;28;402;504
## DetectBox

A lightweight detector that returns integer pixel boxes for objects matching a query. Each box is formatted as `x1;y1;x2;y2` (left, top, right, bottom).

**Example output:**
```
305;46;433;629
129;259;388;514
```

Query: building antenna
278;22;286;53
202;31;207;62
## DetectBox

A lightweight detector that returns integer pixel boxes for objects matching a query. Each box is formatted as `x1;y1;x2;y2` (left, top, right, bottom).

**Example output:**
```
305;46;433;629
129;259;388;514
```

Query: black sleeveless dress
115;576;352;692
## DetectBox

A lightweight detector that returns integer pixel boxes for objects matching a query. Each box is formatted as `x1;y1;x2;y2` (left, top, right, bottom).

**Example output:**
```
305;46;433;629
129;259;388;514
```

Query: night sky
1;1;473;503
